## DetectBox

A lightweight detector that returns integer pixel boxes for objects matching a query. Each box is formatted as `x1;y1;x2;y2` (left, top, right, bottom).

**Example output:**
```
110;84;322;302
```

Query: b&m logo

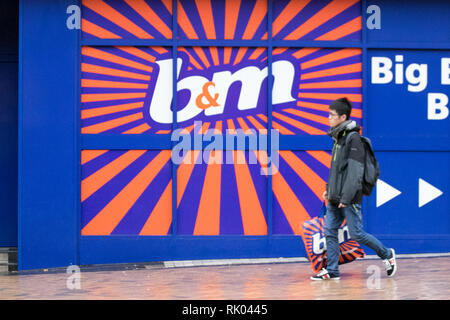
147;52;299;126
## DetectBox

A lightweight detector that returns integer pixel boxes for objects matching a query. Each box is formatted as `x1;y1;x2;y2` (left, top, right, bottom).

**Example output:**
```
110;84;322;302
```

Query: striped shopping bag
301;202;365;273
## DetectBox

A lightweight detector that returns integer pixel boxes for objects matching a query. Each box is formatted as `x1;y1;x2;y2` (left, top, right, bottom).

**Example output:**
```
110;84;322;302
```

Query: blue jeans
324;203;392;276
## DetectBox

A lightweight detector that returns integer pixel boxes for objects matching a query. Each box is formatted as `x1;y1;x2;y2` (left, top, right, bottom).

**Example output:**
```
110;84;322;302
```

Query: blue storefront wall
18;0;449;270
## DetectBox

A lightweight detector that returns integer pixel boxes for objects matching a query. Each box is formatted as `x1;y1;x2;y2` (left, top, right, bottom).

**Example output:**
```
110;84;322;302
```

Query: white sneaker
310;268;340;281
383;248;397;277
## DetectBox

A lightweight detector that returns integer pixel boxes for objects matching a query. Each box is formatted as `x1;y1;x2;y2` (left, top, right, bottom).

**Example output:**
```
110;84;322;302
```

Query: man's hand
338;203;347;208
323;191;328;200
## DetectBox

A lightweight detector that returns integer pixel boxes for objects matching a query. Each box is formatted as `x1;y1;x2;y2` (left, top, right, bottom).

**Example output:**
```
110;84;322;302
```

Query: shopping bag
301;202;365;273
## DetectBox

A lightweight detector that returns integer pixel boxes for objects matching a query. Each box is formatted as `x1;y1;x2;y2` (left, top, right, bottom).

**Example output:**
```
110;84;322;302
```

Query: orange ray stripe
315;16;361;41
273;48;289;56
81;63;150;81
82;19;121;38
81;150;147;202
248;47;266;61
298;92;362;103
177;150;202;207
139;180;172;235
124;0;172;38
177;1;199;39
82;47;153;73
224;47;232;65
81;92;146;103
81;101;144;119
242;0;267;39
194;150;222;235
272;111;326;134
81;150;108;165
299;79;361;89
272;0;311;37
200;122;211;134
256;113;294;135
283;108;330;126
214;120;223;134
122;123;151;134
227;118;237;134
297;100;331;112
301;63;362;80
83;0;153;38
178;47;204;70
351;108;362;118
160;0;172;13
151;47;168;55
297;100;362;119
196;0;216;39
279;150;326;200
156;129;171;134
306;150;331;168
225;0;241;39
81;150;172;235
193;47;211;69
236;117;251;132
301;48;361;70
285;0;359;40
116;47;156;64
272;158;311;235
293;47;320;60
81;79;149;89
233;47;248;65
234;150;267;235
194;0;219;64
246;115;267;132
81;112;143;134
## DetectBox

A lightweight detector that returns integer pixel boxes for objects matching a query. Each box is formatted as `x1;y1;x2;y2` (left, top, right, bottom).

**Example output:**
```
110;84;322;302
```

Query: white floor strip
163;252;450;268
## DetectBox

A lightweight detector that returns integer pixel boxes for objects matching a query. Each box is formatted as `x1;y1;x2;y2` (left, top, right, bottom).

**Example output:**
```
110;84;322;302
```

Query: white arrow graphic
376;179;402;207
419;178;443;207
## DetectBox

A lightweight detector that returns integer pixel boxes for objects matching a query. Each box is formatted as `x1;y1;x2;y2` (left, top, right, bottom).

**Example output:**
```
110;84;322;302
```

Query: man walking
311;97;397;280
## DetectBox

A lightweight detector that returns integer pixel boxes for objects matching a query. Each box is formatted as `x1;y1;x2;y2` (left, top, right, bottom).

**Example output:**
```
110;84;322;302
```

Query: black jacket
327;121;364;205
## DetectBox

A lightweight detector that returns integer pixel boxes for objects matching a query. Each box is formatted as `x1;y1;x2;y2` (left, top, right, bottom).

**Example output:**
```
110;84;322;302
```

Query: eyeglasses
328;112;340;118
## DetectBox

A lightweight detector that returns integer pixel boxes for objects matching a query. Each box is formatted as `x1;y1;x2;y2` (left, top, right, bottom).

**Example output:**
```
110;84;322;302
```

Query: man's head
328;97;352;128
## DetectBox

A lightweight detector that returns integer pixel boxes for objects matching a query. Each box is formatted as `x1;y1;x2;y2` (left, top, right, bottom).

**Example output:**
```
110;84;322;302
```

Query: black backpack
346;132;380;196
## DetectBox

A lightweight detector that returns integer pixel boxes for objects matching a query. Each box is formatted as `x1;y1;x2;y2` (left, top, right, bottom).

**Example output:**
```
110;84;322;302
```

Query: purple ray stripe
272;192;294;235
178;47;209;70
107;0;172;39
299;72;362;84
82;150;129;180
82;6;137;39
81;150;158;229
235;0;267;40
212;0;226;39
81;56;153;77
245;151;268;222
289;103;363;124
177;155;207;235
81;97;147;110
300;3;361;41
178;0;209;40
295;151;330;187
299;87;362;94
81;87;148;95
220;156;244;235
82;72;151;84
89;46;158;69
272;0;330;40
300;55;362;74
299;97;362;109
275;109;330;133
81;108;143;127
278;153;323;218
101;119;149;134
111;156;172;235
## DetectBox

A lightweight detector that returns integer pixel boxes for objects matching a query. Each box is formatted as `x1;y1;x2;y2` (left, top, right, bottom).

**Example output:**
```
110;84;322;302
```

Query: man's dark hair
329;97;352;121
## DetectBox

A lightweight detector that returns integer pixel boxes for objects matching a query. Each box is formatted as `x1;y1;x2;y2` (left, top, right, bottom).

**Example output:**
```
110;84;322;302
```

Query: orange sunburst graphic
80;0;363;236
